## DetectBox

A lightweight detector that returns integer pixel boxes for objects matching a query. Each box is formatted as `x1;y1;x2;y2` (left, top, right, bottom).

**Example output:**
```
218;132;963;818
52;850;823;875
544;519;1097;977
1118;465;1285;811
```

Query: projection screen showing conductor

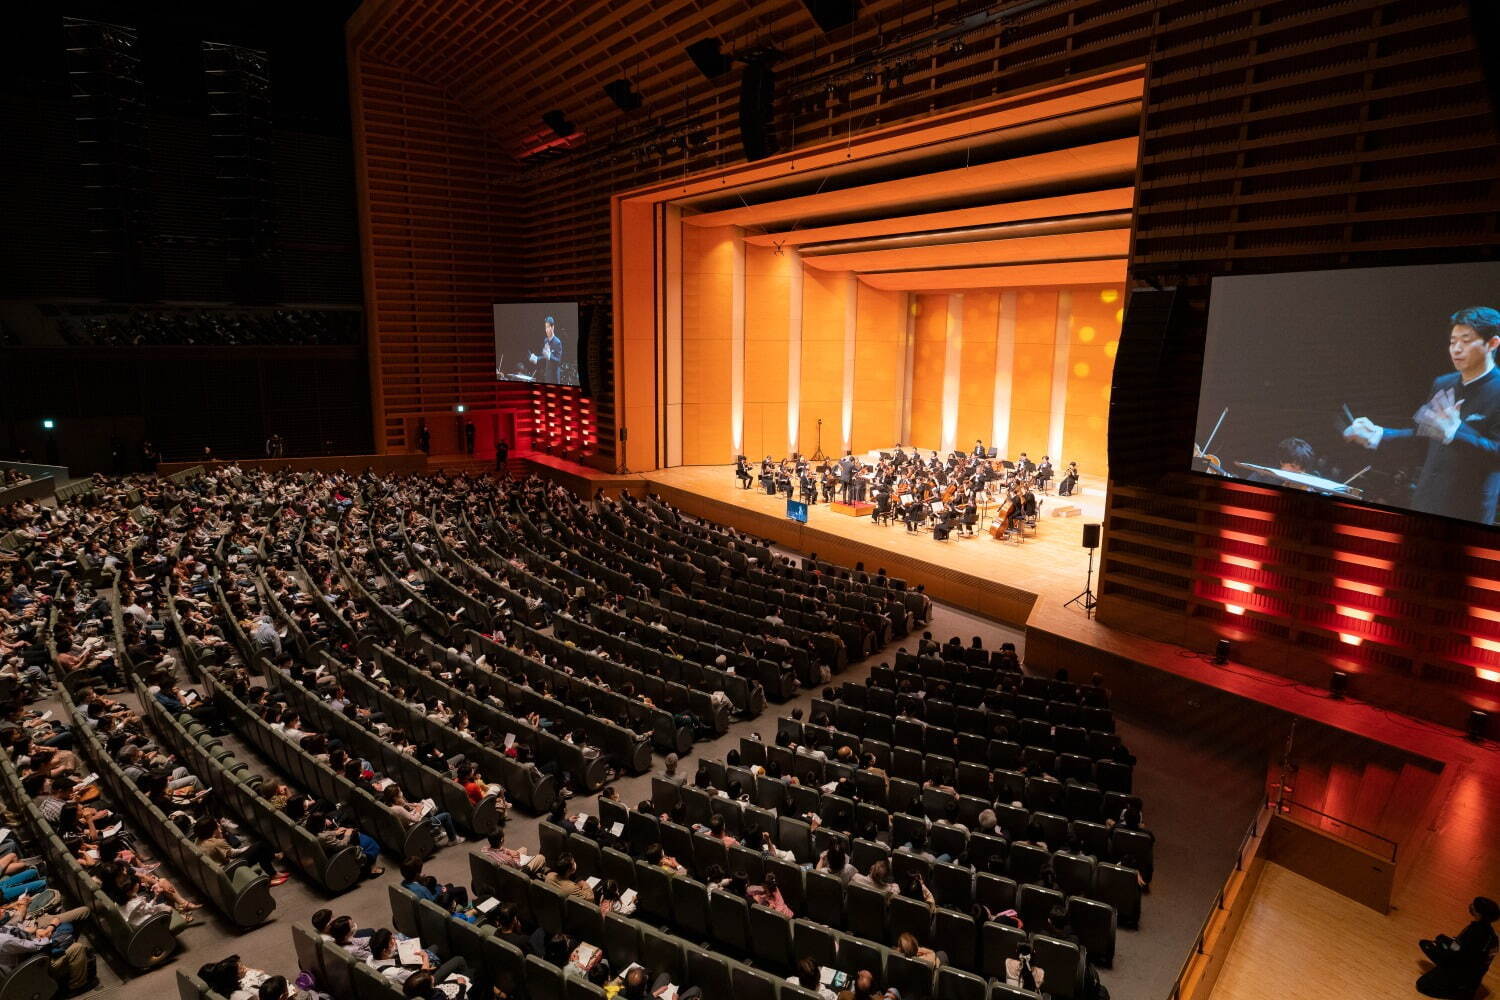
1194;262;1500;525
494;302;580;386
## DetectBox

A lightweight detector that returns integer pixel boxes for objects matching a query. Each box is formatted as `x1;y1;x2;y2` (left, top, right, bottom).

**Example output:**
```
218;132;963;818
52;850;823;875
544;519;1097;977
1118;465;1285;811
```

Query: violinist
1036;456;1054;493
735;457;753;489
959;493;979;536
799;467;817;503
903;494;926;533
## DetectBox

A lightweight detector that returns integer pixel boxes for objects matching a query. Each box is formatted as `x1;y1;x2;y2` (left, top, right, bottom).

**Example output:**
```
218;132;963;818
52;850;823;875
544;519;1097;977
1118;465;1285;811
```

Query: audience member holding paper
481;829;544;872
609;963;703;999
381;783;461;844
543;853;594;899
456;762;510;822
365;927;469;989
786;957;840;999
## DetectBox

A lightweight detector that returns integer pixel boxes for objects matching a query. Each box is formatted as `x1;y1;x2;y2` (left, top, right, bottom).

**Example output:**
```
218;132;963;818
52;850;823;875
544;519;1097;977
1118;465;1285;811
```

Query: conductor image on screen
1193;262;1500;526
493;302;580;386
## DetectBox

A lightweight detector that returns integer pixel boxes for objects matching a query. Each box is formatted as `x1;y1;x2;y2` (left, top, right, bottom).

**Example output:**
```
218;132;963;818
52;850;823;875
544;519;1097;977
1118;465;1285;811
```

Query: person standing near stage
495;437;510;475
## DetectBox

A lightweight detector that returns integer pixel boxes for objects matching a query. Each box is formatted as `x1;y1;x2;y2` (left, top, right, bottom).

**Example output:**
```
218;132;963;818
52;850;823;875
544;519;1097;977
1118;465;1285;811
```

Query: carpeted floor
80;597;1267;1000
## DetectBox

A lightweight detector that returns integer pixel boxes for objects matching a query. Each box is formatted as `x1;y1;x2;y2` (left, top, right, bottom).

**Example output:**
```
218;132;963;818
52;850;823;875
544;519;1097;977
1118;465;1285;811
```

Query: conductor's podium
830;501;876;517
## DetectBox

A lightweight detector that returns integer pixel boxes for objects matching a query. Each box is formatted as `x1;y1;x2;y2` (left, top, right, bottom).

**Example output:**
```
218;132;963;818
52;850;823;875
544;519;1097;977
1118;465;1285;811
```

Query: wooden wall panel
908;294;948;452
350;55;530;454
1008;289;1059;460
616;200;659;471
1061;284;1122;476
798;267;847;457
850;283;906;455
742;243;791;461
957;291;1001;449
679;224;736;464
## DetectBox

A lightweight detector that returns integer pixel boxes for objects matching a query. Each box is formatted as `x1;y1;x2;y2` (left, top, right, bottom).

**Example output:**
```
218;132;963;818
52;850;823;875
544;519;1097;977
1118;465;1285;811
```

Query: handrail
1273;797;1399;863
1167;798;1273;1000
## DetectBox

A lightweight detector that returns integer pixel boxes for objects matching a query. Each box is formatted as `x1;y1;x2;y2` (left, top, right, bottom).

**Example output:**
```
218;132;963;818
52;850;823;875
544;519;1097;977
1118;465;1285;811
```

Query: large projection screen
494;302;580;386
1194;262;1500;525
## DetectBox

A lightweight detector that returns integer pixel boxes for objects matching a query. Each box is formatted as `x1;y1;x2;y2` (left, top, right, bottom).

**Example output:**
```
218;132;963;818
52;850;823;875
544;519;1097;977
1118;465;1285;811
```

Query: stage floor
646;464;1106;625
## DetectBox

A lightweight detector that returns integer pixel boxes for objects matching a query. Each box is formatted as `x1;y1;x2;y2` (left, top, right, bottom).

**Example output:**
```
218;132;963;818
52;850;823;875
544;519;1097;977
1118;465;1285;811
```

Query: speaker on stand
1065;524;1102;617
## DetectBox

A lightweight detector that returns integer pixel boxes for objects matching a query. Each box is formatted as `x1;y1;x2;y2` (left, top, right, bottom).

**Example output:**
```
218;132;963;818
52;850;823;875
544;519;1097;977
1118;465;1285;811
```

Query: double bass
990;491;1016;538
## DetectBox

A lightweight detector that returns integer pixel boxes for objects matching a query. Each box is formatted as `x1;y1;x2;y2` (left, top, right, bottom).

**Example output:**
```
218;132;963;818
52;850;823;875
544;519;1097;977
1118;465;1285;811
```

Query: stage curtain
799;266;848;457
958;290;1001;452
680;224;737;464
851;283;906;454
1007;288;1060;462
742;244;793;462
908;293;948;451
1061;284;1122;477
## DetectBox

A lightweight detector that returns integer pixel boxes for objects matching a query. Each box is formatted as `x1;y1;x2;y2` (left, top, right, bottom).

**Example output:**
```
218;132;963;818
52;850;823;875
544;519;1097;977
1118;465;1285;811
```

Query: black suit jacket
1382;368;1500;523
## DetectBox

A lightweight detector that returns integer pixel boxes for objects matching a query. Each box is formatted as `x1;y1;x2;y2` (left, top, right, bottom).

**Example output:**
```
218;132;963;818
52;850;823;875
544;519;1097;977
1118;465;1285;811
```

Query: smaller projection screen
494;302;580;386
1194;262;1500;526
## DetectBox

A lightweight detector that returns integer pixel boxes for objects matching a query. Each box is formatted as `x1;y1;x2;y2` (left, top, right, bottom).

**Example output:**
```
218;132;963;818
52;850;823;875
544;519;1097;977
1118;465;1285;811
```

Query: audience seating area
0;465;1162;1000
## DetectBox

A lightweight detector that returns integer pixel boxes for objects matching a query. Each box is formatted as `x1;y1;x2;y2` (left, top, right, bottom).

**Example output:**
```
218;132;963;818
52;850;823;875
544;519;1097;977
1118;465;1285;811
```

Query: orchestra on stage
734;443;1082;541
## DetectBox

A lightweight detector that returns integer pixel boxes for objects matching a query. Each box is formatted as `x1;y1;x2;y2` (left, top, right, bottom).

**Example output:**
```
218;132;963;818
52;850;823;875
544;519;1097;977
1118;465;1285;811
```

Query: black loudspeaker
1468;709;1489;743
1081;523;1101;550
602;79;643;113
739;54;779;162
801;0;858;32
620;427;628;443
686;38;733;79
1329;670;1349;699
1107;286;1195;485
541;110;575;137
1213;639;1230;665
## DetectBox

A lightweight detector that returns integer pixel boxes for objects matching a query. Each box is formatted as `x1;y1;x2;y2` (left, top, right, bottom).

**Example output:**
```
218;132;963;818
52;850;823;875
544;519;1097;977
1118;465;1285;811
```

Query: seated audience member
1417;896;1499;999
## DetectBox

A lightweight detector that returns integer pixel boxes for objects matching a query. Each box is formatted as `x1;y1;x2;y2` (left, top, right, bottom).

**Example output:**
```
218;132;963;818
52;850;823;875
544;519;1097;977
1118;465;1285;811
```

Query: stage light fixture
455;404;466;413
602;79;643;113
950;39;967;55
686;130;710;148
1329;670;1349;699
541;109;575;138
685;37;733;79
41;419;55;430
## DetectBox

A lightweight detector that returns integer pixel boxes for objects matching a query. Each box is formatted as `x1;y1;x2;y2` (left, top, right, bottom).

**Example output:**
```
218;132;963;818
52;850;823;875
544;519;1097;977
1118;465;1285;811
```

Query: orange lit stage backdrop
676;231;1122;473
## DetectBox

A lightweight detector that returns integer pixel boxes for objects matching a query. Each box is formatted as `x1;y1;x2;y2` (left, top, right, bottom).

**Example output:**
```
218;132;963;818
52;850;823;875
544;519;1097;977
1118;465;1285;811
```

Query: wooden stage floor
646;464;1106;628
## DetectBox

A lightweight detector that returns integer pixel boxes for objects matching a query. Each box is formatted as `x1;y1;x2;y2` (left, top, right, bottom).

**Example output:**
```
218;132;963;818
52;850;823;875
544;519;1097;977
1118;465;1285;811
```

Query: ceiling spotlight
862;68;876;85
950;39;966;55
686;130;709;148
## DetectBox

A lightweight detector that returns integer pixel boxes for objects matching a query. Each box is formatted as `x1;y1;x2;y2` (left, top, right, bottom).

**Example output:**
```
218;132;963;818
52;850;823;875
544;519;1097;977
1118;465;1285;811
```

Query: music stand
986;447;999;459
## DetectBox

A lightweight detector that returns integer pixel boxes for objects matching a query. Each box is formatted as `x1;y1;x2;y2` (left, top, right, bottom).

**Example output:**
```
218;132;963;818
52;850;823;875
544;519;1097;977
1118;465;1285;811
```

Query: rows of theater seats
1;468;1135;1000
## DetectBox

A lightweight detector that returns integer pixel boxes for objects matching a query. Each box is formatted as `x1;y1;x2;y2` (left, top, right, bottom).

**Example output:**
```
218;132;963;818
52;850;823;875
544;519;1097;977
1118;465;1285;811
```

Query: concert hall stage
645;464;1107;629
